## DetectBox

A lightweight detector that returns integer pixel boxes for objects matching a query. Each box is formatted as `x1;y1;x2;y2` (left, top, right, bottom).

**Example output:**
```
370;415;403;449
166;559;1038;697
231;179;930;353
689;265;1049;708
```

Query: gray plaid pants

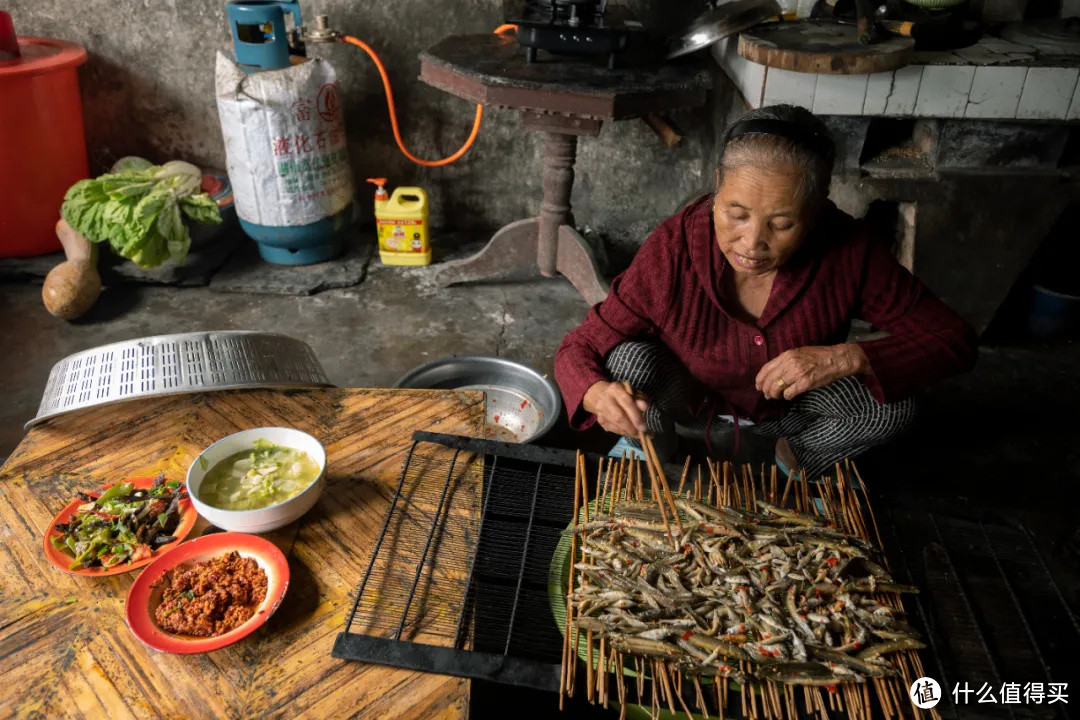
605;341;916;478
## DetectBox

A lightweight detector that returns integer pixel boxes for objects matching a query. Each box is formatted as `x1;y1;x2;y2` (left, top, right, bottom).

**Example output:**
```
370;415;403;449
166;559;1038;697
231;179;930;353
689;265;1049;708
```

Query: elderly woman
554;105;977;478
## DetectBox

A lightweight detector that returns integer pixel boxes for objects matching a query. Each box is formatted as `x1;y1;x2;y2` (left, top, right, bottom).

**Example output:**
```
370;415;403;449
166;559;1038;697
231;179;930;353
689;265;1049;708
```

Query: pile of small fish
570;498;925;686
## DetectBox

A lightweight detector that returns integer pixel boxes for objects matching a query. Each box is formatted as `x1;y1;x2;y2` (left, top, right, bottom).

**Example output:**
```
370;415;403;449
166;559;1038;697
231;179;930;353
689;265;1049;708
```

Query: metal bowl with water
394;356;562;443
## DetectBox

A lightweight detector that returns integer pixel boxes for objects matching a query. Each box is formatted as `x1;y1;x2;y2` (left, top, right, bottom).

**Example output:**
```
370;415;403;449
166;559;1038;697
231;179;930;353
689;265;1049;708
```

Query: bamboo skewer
600;459;609;515
666;664;694;718
560;454;583;706
600;641;610;707
750;464;759;509
639;433;683;533
617;653;627;720
712;465;724;507
731;463;743;508
677;457;691;496
650;662;659;718
658;661;678;716
586;632;595;702
646;472;677;549
817;480;833;524
575;453;592;694
692;676;709;719
610;459;622;514
586;456;600;703
780;464;796;506
741;663;749;717
748;661;760;717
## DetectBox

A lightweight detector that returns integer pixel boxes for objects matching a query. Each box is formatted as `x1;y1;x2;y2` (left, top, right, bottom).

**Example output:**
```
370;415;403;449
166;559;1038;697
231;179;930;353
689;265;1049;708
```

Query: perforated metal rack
29;331;330;428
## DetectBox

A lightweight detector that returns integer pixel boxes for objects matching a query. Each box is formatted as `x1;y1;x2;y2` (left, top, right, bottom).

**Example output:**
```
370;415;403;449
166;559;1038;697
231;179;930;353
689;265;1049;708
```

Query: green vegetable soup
198;439;320;511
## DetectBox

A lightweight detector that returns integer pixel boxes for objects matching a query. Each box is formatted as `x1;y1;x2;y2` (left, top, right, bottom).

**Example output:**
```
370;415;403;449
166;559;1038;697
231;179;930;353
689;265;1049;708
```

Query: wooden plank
0;388;485;719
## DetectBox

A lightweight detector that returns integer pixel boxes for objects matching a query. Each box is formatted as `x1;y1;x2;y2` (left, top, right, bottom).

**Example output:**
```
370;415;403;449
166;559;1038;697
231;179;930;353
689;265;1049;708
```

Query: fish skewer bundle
572;498;922;684
559;446;940;720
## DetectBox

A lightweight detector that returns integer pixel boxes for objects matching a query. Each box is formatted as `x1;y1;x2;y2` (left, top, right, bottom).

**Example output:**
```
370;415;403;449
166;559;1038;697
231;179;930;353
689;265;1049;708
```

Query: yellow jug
368;180;430;266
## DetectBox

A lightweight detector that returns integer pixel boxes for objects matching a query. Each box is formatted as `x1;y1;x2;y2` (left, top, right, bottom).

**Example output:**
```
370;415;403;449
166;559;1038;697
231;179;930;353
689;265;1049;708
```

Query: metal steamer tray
28;331;331;428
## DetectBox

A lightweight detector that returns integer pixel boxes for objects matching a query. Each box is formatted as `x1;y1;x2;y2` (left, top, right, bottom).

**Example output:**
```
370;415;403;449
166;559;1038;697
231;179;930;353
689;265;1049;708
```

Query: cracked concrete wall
9;0;721;261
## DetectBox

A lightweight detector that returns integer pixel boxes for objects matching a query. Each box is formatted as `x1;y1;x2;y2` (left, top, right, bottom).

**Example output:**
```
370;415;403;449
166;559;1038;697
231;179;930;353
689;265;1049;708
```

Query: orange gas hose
341;24;517;167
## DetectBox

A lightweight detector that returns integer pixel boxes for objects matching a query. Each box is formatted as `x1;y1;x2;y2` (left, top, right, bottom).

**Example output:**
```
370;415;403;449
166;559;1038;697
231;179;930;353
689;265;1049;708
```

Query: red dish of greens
43;474;197;576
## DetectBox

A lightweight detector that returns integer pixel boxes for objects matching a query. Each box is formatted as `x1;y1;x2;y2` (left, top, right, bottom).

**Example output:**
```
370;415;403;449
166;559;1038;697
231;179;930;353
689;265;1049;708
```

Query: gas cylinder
216;0;355;265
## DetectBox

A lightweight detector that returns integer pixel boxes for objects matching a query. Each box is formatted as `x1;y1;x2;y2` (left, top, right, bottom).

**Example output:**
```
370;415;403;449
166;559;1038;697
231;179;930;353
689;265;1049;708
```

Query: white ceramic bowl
186;427;326;533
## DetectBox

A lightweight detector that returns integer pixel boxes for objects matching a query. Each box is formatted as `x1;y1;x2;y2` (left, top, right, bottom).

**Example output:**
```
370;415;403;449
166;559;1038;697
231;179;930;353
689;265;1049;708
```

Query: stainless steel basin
394;356;562;443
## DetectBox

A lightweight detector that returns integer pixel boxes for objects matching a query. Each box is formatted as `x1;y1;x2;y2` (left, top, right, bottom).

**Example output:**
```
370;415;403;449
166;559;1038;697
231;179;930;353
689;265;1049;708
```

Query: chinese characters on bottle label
216;53;355;226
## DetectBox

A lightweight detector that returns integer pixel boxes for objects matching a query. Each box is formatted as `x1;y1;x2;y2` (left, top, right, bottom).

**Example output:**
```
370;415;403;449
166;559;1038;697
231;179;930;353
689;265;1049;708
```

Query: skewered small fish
570;497;921;686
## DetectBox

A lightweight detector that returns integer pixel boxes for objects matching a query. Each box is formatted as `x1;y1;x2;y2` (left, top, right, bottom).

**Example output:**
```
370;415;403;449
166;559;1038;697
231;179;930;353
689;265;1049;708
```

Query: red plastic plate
125;532;289;654
43;476;197;577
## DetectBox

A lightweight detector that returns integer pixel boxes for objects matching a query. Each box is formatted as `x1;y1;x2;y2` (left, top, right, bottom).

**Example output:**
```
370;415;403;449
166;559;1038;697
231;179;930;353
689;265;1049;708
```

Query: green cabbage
60;158;222;269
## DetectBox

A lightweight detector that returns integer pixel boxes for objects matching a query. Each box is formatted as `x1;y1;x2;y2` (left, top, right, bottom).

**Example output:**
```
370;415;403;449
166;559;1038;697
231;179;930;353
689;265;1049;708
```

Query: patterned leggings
606;341;916;478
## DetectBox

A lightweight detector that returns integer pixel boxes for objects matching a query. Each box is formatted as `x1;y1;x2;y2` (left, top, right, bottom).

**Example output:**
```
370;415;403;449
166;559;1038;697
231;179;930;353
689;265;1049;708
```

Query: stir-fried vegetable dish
49;473;188;570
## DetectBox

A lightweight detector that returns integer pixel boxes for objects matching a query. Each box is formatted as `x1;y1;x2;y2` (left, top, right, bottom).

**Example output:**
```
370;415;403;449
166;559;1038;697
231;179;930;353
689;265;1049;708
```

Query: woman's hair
717;105;835;208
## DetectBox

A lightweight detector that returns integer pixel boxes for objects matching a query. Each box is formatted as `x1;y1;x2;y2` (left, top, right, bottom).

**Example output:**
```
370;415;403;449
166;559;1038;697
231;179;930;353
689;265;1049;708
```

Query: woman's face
713;164;811;276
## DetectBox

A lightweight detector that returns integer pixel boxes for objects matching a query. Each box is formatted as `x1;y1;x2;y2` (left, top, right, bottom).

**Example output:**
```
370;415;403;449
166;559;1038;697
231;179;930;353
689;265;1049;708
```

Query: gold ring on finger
777;377;787;389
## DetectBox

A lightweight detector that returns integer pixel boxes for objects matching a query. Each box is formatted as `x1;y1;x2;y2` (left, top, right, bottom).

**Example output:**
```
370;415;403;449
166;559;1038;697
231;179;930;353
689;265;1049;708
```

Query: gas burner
504;0;645;68
521;0;607;29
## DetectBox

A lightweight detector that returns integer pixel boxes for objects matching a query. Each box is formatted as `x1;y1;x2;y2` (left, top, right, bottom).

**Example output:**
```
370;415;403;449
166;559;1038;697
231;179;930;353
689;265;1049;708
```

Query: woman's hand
583;381;650;437
755;344;870;401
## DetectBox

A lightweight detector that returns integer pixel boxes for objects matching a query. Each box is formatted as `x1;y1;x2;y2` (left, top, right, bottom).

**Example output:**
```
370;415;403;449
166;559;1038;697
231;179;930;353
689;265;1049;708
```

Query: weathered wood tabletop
0;387;485;719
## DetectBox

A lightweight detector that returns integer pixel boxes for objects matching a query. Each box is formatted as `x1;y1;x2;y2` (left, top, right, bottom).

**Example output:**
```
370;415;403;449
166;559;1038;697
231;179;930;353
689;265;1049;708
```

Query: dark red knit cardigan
554;195;977;430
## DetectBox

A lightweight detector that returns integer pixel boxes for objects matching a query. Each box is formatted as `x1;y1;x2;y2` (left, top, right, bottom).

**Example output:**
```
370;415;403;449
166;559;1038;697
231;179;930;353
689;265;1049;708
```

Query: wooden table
0;387;485;719
420;34;711;306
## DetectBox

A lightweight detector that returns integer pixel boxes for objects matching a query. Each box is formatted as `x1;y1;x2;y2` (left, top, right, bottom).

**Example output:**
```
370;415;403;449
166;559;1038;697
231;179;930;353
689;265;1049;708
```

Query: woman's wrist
582;380;611;414
840;343;871;376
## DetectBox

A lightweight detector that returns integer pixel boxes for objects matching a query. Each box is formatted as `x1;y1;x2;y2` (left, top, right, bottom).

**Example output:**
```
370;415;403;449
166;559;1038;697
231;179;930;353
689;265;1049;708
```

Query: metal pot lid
667;0;783;59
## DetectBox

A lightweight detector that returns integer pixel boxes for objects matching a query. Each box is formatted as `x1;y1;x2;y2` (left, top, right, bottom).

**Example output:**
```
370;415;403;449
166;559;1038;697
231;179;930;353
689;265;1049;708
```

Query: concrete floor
0;260;587;457
2;257;1078;718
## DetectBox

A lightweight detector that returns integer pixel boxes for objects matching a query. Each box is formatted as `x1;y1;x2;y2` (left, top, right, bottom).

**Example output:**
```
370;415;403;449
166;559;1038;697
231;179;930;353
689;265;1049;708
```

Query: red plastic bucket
0;21;89;257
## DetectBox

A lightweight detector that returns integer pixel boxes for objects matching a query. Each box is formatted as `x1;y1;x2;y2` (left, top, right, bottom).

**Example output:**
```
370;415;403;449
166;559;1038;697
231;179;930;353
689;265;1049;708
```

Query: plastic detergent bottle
366;178;430;266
